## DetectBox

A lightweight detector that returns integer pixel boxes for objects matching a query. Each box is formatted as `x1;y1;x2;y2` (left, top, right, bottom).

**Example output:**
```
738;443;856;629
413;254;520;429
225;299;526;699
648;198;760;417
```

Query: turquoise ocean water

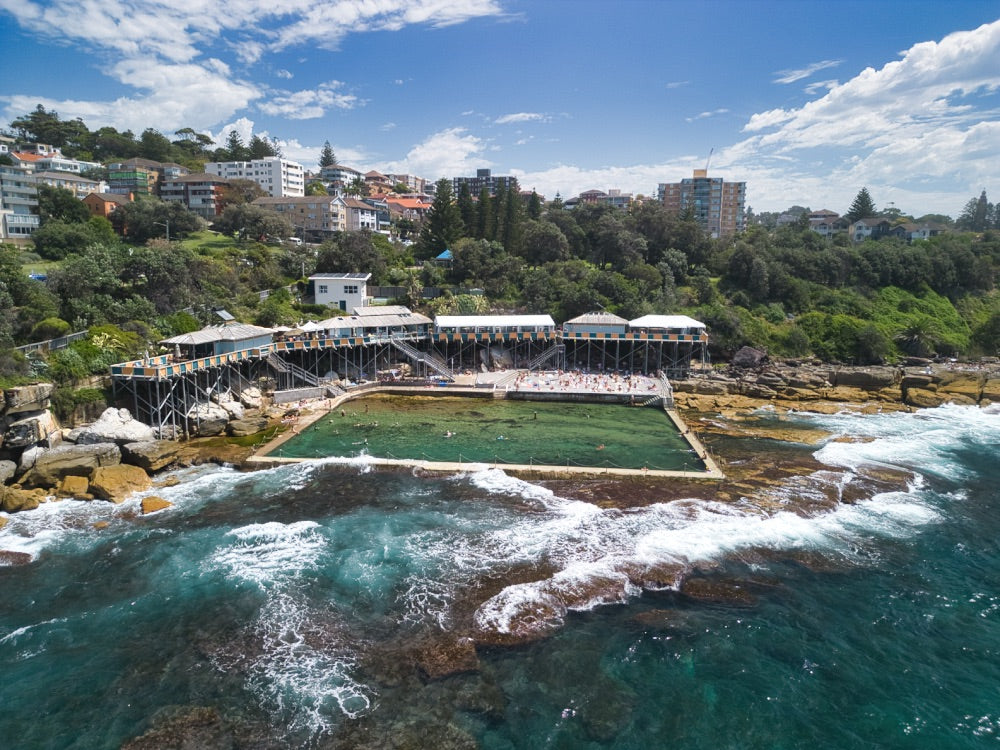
1;404;999;748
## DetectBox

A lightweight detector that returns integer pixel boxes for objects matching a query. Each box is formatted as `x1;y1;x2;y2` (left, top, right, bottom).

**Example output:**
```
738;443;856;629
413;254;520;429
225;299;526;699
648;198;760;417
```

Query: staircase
267;352;320;386
389;337;454;380
524;344;565;372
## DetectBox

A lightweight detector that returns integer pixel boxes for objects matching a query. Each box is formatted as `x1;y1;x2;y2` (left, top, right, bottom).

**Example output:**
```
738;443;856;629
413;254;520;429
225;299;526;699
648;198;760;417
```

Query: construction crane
705;147;714;173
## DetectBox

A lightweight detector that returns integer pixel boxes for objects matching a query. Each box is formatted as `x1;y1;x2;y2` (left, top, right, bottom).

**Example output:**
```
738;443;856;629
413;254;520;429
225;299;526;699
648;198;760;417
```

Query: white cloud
495;112;548;125
773;59;842;84
665;80;689;90
0;0;505;132
258;80;361;119
380;122;397;131
803;79;838;95
276;69;294;79
379;127;489;180
685;108;729;122
731;20;1000;214
3;58;260;134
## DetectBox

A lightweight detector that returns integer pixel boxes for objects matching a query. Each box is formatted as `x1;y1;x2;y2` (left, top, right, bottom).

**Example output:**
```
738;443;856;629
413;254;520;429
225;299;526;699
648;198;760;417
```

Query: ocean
1;403;998;749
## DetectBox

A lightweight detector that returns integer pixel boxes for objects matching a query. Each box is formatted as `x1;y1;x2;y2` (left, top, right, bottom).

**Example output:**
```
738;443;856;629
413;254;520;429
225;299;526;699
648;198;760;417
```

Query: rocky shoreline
1;361;997;525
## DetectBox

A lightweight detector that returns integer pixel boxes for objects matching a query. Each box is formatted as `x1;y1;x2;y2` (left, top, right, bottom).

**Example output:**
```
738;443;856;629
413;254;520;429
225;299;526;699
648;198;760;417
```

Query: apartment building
160;173;231;219
252;195;347;236
657;169;746;238
452;168;517;197
205;157;305;198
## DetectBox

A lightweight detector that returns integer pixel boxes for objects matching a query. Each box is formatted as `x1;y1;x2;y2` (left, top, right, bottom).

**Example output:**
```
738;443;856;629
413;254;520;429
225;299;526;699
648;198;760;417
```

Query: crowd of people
509;369;663;395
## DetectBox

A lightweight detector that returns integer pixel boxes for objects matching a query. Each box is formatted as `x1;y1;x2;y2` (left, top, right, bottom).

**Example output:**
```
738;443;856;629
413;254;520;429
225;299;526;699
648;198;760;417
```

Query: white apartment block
204;157;305;197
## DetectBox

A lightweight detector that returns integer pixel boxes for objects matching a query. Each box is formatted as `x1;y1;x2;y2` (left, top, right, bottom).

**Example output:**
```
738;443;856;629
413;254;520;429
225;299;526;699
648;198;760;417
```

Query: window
318;285;328;294
344;285;359;294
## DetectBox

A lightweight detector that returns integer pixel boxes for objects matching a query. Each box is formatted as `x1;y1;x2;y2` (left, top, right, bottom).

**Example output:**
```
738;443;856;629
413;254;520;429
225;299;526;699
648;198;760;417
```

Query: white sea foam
208;521;326;588
806;404;1000;481
452;448;956;639
242;591;375;739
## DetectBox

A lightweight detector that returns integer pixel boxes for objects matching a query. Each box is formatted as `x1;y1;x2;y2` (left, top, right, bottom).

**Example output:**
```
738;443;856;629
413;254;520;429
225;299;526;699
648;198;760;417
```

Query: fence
14;330;88;354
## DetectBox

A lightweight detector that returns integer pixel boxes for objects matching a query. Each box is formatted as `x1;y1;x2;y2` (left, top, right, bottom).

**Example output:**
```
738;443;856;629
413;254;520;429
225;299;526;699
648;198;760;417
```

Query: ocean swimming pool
269;394;706;472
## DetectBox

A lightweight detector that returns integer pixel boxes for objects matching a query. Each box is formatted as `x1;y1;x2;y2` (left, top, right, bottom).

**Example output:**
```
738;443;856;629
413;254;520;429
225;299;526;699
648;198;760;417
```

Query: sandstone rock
415;637;479;680
0;516;6;530
3;410;60;449
93;521;109;530
219;400;244;420
89;464;152;503
238;386;263;409
732;346;768;369
832;367;898;390
3;383;54;415
822;386;872;403
900;374;934;392
141;496;172;514
0;550;33;565
21;442;121;488
981;378;1000;405
121;441;180;472
56;475;90;499
18;445;45;474
71;408;155;445
681;577;758;606
120;706;236;750
0;460;16;485
0;486;46;512
905;387;946;408
742;383;778;399
187;403;229;437
226;416;269;437
937;374;982;400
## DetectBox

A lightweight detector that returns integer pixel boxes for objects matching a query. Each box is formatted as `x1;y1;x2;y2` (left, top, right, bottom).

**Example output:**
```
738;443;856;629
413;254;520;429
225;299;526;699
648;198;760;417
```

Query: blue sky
2;0;999;217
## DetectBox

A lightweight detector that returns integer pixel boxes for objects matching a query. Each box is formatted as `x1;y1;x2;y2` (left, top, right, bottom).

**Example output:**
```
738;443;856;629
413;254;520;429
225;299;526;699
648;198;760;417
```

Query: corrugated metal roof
564;311;628;326
309;273;371;281
160;323;274;345
352;305;414;317
435;314;555;328
628;315;705;329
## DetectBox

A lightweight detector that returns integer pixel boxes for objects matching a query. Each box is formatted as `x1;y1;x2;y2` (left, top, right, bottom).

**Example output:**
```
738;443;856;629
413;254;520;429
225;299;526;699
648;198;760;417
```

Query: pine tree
456;182;476;232
476;187;493;240
502;179;524;254
224;130;249;161
416;179;464;258
248;134;277;159
319;140;337;168
527;190;542;220
957;190;991;231
844;187;877;223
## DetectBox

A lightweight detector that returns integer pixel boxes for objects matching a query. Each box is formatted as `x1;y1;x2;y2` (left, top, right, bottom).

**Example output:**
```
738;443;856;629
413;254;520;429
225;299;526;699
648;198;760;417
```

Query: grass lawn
179;230;240;254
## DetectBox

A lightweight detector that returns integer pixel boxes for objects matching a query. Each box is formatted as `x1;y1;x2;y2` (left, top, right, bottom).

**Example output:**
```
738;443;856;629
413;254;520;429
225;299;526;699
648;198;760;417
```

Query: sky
1;0;999;218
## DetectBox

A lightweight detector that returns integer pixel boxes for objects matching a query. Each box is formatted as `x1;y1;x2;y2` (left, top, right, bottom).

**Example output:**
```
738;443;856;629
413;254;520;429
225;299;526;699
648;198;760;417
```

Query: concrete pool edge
245;384;725;480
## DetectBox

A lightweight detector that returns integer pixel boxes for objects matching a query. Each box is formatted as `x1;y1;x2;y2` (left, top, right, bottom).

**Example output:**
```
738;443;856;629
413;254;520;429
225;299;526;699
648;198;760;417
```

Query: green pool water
271;394;705;471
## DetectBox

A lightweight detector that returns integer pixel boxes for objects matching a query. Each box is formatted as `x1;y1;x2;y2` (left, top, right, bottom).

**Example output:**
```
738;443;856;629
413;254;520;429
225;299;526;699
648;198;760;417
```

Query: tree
224;130;249;161
138;128;173;162
111;199;203;243
217;179;267;211
213;203;292;242
37;185;91;225
248;134;277;159
957;190;991;232
520;219;569;266
416;179;464;259
526;191;543;220
305;181;328;196
319;140;337;168
456;182;476;232
315;231;386;279
845;187;877;223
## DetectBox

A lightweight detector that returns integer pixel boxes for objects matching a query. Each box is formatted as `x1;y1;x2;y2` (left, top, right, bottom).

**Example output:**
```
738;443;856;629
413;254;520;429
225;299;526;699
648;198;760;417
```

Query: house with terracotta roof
83;192;132;218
